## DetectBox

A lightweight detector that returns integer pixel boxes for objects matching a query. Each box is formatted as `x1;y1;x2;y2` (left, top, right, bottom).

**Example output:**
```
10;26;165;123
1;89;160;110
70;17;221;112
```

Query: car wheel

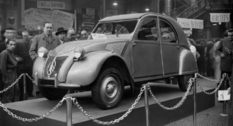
177;74;193;92
39;87;68;100
92;68;124;110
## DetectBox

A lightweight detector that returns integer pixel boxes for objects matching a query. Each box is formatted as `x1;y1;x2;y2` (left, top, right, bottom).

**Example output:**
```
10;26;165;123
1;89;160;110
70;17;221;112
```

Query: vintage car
33;13;198;109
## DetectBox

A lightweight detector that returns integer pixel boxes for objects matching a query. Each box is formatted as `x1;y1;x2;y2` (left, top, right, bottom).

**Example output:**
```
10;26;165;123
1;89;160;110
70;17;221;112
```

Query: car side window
137;17;158;41
160;19;177;43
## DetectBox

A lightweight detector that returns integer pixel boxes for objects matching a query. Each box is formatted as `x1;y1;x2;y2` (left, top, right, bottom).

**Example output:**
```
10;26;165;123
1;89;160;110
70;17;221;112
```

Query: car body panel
65;51;127;86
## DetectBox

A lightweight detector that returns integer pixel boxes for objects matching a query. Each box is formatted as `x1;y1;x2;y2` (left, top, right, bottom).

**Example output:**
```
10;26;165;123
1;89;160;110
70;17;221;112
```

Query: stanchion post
144;85;150;126
66;97;73;126
193;73;197;126
221;74;227;116
23;73;28;100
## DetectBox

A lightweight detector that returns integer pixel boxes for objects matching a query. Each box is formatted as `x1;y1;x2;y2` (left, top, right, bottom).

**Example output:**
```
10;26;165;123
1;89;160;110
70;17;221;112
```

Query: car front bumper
34;72;81;88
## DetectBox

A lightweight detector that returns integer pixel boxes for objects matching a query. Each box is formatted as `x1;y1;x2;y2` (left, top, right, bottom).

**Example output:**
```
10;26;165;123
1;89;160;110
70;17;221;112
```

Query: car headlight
38;52;45;57
74;47;85;61
38;47;48;58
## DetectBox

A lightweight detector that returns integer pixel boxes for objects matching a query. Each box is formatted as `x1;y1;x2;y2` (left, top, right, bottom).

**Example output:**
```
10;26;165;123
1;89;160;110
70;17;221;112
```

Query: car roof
99;13;169;22
98;13;189;47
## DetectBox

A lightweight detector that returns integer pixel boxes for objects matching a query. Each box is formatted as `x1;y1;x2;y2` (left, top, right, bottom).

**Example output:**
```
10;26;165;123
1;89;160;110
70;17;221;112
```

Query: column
165;0;171;16
151;0;160;13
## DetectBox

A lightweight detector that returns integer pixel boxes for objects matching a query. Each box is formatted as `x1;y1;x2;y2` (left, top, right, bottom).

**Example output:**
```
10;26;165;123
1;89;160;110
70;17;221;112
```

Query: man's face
58;32;67;41
228;32;233;41
67;30;75;38
7;40;16;51
4;30;16;39
43;23;53;35
22;31;29;40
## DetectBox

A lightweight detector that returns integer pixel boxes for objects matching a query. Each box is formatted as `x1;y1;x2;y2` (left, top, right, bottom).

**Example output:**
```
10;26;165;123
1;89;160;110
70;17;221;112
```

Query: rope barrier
72;86;145;125
0;72;228;125
147;78;194;110
0;74;24;94
197;73;227;95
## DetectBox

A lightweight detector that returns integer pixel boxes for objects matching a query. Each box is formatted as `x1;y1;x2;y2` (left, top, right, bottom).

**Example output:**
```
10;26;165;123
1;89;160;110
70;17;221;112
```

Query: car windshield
93;20;138;35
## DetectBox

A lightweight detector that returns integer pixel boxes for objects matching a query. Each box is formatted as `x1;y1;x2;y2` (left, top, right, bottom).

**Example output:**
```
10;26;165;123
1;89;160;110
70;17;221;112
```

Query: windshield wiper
116;23;127;37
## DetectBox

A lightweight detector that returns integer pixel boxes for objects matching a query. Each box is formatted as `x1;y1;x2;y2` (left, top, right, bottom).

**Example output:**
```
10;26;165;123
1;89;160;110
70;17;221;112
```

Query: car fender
179;48;198;75
32;57;46;79
65;51;127;86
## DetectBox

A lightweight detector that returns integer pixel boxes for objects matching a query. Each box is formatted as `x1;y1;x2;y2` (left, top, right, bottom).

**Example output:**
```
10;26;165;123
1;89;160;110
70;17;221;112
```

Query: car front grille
43;56;68;78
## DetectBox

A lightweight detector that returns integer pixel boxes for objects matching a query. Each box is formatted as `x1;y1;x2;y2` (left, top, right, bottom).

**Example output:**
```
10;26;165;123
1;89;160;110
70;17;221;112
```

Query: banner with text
210;13;231;24
177;18;204;29
37;1;65;10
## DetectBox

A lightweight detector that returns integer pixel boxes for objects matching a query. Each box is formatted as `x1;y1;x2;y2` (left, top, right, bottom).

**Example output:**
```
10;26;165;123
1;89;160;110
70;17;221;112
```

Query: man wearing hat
56;27;67;44
29;22;61;61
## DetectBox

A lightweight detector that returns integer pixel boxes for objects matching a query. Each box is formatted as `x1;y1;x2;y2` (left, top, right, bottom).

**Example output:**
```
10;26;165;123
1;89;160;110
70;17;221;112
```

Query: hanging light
145;8;150;12
113;2;118;6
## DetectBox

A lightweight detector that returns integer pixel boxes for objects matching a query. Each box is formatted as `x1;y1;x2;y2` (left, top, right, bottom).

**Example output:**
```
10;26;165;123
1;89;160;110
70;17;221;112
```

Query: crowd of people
188;29;233;126
0;22;91;103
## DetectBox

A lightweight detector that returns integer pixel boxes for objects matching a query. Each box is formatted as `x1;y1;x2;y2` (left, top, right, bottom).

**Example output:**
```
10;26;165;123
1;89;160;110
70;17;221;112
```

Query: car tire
177;74;193;92
92;68;124;110
39;87;68;100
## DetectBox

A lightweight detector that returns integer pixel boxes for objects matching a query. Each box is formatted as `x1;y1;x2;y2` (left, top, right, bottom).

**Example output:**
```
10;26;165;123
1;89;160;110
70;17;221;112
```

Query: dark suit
0;41;6;100
29;33;61;61
217;38;233;73
15;38;34;99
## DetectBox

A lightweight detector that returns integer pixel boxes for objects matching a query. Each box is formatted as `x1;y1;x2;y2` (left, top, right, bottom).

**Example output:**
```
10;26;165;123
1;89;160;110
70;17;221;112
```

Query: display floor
0;83;215;126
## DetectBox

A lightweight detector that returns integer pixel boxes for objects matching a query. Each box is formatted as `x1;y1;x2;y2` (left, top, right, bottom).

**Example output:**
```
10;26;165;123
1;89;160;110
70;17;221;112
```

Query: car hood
52;38;129;56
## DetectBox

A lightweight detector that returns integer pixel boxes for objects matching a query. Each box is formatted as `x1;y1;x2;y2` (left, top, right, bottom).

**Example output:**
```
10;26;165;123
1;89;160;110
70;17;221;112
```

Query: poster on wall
7;10;17;29
24;8;74;31
52;10;74;31
24;8;40;30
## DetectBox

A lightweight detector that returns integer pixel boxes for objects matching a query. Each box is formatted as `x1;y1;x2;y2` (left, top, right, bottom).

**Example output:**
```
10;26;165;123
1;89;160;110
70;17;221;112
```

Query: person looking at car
0;39;21;103
56;27;68;44
80;29;89;40
29;22;61;61
67;28;77;41
217;29;233;81
3;28;16;43
14;30;35;98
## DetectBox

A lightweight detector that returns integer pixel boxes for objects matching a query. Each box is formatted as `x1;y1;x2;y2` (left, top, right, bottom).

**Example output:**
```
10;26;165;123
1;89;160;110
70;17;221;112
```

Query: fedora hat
56;27;67;35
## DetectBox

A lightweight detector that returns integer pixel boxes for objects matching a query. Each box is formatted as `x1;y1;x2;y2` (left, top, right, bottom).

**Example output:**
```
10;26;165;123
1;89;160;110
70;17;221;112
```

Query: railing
0;72;229;126
177;0;206;18
171;5;188;18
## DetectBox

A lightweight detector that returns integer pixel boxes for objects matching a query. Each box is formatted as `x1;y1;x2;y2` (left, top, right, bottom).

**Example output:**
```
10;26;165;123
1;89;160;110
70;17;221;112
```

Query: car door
132;16;163;79
159;18;179;75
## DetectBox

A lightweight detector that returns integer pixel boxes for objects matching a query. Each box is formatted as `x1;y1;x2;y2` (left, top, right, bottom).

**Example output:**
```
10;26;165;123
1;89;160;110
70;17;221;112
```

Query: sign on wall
37;1;65;10
210;13;231;24
24;8;74;31
86;8;95;15
177;18;203;29
52;10;74;30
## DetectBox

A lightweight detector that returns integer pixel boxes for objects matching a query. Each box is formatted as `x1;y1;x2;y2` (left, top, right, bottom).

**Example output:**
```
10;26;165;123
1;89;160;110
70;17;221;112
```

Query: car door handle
133;43;136;46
